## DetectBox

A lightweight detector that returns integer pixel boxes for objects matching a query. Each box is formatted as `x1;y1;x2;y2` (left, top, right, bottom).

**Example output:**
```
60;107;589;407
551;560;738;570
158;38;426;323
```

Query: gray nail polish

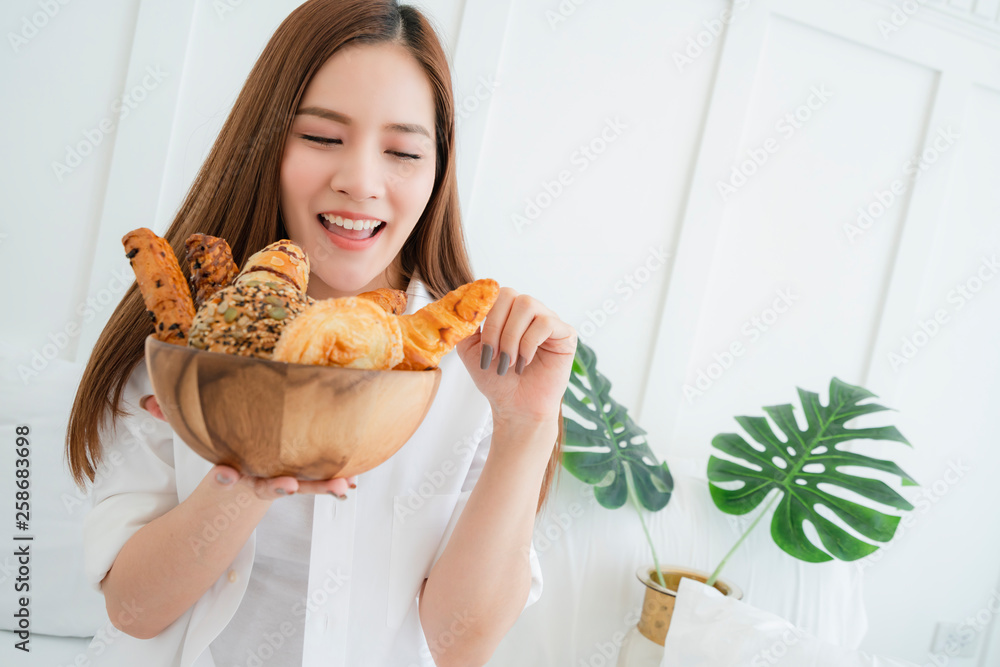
480;344;493;370
515;354;527;375
275;488;287;496
497;351;510;376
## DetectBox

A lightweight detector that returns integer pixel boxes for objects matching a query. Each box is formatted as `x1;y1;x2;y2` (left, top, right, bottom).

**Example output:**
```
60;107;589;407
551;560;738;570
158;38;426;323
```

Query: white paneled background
2;0;999;664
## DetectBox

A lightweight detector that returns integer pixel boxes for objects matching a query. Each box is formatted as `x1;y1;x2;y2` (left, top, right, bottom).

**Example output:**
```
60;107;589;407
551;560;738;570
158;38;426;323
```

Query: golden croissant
273;279;499;370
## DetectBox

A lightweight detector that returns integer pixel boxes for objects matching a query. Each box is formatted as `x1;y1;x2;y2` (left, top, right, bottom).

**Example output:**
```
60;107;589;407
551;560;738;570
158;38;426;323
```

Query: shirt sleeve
82;361;180;593
428;410;544;612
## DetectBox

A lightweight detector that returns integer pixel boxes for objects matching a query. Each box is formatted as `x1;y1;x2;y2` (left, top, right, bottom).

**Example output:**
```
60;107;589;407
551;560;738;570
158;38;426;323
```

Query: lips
318;213;385;239
316;213;386;250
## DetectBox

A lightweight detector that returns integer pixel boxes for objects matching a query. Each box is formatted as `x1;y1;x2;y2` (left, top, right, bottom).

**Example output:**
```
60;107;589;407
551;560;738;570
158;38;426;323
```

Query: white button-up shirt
82;277;543;666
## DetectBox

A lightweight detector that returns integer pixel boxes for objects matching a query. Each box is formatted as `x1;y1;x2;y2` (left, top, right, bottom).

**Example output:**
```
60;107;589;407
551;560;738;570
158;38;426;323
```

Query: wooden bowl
144;334;442;480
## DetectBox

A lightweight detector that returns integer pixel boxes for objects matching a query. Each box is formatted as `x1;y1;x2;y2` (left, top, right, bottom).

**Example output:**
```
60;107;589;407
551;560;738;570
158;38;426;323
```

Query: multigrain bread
187;280;314;358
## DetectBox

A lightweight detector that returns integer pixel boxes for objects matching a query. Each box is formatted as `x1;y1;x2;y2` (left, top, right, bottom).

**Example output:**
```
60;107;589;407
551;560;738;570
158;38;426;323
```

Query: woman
65;1;576;666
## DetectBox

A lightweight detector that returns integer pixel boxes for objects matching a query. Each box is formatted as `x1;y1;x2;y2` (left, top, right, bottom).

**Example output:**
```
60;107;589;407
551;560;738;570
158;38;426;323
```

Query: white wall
2;0;999;663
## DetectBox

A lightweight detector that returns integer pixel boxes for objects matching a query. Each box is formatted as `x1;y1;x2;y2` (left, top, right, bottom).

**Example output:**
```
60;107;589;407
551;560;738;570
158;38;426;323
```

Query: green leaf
561;341;673;511
707;377;916;563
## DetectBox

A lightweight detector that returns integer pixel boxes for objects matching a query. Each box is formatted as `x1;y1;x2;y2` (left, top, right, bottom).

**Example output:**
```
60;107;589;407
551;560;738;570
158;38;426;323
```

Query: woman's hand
456;287;577;429
139;394;356;501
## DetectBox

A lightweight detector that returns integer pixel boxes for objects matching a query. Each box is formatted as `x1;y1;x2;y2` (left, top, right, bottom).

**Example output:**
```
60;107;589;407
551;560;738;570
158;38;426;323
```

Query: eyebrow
296;106;432;139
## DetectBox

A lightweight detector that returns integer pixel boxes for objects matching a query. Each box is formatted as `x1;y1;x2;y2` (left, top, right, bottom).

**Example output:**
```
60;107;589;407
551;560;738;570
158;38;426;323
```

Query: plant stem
706;490;780;587
625;466;667;589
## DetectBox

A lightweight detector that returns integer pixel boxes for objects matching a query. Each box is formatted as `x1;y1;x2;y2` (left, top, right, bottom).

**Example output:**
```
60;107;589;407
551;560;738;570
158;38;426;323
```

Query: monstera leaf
561;341;673;511
707;377;916;563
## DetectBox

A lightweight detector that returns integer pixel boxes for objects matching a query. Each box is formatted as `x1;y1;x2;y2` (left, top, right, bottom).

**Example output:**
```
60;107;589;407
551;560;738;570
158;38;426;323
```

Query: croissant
357;288;408;315
272;297;403;369
393;279;499;370
236;240;310;292
123;228;196;345
184;233;238;309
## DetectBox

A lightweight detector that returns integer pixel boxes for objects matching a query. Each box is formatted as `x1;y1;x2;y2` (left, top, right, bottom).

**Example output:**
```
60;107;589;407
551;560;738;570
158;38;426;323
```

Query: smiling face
280;42;437;299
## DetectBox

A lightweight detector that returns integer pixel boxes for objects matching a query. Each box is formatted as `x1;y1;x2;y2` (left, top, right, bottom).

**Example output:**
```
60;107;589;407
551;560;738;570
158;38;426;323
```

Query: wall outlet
931;622;979;659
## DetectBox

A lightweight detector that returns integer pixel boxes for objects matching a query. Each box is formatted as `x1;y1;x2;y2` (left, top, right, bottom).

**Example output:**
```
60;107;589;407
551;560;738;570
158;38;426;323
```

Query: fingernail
497;351;510;376
216;473;234;485
329;491;348;501
275;488;287;495
348;482;357;489
515;354;527;375
480;344;493;370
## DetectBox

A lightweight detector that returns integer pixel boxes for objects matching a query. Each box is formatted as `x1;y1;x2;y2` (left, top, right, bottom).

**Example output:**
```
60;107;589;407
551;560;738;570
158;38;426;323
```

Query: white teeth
321;213;381;231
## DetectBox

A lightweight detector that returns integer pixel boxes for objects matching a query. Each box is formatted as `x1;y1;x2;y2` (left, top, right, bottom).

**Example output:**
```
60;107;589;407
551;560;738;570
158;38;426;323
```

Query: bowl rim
145;333;442;375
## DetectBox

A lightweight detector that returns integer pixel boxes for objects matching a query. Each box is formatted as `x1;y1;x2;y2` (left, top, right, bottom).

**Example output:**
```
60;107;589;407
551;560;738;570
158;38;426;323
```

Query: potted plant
560;347;917;665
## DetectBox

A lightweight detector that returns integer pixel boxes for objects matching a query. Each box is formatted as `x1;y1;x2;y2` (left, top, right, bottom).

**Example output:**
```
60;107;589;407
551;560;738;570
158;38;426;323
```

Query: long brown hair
66;0;561;511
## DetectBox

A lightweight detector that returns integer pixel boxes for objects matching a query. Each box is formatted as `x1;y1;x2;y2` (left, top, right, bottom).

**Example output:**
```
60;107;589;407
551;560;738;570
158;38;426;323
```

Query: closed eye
301;135;421;161
301;134;341;146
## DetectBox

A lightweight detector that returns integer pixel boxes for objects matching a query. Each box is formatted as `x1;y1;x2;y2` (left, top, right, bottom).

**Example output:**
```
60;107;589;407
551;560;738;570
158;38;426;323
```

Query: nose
329;142;383;201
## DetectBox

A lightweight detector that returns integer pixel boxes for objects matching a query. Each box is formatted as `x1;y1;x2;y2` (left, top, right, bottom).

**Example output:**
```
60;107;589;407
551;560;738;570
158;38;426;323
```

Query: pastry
272;297;403;370
187;280;314;358
393;279;499;370
122;228;196;346
357;288;408;315
184;233;238;309
235;239;310;292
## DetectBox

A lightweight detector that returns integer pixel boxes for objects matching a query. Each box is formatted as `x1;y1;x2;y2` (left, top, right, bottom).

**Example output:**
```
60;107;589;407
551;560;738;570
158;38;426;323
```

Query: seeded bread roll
235;240;310;292
122;227;196;345
184;233;239;309
187;280;314;358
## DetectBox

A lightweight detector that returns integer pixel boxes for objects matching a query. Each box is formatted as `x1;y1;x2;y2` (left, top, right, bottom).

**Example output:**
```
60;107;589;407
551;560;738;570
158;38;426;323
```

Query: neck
305;267;411;300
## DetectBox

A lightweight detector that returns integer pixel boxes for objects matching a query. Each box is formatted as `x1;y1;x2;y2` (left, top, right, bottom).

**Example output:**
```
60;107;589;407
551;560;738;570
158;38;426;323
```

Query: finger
479;287;518;371
496;295;545;376
260;475;300;498
139;394;167;421
515;313;559;371
296;476;352;499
